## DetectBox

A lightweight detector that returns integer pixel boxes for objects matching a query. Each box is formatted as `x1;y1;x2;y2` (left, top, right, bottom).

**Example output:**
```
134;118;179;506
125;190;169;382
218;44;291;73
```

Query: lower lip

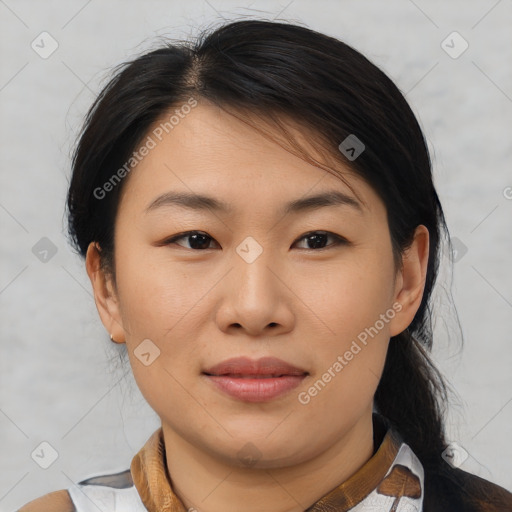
204;374;307;402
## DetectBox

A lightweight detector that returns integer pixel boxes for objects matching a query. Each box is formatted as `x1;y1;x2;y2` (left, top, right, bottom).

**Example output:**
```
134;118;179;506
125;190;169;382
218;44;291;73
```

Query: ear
85;242;126;343
388;225;430;337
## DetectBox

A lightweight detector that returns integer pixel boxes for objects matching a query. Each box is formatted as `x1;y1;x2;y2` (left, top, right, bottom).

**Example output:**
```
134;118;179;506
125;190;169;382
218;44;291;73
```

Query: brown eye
162;230;348;251
164;231;217;250
293;231;348;250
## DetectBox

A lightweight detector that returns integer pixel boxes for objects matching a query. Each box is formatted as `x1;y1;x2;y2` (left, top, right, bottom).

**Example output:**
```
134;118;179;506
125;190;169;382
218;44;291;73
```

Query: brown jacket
17;415;512;512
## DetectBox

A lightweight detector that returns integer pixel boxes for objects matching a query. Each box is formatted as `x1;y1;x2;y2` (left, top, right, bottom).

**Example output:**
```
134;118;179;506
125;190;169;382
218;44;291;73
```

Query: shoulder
424;464;512;512
17;489;76;512
15;469;146;512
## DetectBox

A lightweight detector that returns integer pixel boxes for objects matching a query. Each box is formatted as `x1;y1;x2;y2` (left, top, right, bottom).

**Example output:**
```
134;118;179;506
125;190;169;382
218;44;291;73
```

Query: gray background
1;0;511;510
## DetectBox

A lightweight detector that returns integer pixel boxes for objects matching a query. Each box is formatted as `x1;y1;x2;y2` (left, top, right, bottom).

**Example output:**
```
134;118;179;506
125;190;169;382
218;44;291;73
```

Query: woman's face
88;100;426;468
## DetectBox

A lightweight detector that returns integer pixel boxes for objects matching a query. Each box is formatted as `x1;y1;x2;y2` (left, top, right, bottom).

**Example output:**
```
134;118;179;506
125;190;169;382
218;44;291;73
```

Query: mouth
203;373;300;378
203;355;307;376
202;356;308;402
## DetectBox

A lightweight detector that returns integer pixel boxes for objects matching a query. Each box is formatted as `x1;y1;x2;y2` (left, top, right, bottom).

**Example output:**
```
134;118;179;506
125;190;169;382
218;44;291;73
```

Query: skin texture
86;100;429;512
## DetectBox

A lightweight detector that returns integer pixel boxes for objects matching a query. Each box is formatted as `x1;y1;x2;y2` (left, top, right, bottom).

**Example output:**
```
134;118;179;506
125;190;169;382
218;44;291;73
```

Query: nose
215;242;295;337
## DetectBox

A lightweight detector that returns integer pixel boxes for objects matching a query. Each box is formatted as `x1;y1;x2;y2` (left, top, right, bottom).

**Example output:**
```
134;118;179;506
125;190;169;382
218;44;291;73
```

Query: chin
213;434;313;469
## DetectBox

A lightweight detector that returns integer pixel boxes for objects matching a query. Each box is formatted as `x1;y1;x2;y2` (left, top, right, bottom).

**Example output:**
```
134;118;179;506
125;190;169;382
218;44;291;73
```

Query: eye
162;230;348;251
293;231;348;250
163;231;218;250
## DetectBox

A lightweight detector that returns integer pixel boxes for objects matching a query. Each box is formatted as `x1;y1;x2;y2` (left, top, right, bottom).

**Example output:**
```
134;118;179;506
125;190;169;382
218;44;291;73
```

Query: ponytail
375;330;449;470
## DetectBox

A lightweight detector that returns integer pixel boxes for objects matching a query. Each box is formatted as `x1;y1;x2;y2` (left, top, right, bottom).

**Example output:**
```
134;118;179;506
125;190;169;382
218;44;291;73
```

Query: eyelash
161;230;349;251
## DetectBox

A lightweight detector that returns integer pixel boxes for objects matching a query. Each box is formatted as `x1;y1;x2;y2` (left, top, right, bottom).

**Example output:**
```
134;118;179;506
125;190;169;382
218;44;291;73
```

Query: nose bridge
231;235;286;304
233;234;276;291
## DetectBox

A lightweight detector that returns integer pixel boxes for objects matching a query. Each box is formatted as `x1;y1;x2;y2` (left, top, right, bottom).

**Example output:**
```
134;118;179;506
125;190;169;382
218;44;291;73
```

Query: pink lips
203;356;308;403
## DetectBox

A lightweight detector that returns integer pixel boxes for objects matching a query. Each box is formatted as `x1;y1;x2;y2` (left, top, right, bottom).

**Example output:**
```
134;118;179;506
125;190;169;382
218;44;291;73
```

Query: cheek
114;246;196;336
114;247;208;380
300;252;394;407
305;255;396;342
303;323;390;423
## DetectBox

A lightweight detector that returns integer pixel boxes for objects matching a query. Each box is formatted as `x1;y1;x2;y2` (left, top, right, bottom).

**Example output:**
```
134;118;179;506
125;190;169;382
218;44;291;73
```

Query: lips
203;356;308;402
203;356;308;377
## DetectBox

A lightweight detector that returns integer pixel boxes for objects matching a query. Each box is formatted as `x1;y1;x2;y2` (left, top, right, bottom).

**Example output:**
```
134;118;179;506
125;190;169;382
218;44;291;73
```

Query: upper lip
203;356;308;377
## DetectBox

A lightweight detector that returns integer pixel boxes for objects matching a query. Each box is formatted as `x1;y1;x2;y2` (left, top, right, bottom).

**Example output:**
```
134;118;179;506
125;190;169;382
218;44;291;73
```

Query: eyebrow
144;190;364;216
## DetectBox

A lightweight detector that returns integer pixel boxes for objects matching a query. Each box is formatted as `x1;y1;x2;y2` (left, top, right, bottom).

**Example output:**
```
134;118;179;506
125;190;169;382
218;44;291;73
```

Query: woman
17;18;512;512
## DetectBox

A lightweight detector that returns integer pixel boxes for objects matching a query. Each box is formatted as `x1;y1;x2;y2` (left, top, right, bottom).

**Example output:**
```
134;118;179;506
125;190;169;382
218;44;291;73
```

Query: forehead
117;102;383;219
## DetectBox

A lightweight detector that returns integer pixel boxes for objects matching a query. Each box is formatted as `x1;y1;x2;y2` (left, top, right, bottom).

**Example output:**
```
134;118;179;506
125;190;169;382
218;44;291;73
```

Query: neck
162;409;375;512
